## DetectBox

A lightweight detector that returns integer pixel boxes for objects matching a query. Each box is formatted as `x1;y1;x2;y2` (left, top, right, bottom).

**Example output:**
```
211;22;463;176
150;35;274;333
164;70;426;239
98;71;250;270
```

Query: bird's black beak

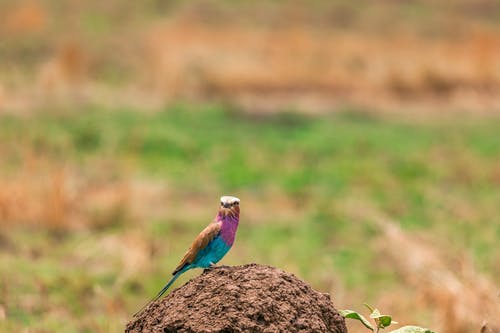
222;203;231;208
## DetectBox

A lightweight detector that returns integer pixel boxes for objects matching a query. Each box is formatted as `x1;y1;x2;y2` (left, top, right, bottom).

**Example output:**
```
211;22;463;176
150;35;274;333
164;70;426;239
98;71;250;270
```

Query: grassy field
0;105;499;332
1;1;500;332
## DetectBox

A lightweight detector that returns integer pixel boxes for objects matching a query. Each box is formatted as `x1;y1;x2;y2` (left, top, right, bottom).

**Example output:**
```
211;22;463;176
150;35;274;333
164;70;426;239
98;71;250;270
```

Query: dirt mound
126;263;347;333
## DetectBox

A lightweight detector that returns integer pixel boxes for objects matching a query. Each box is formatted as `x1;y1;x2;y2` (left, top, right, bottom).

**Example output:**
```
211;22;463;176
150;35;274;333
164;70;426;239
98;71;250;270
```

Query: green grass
1;105;499;332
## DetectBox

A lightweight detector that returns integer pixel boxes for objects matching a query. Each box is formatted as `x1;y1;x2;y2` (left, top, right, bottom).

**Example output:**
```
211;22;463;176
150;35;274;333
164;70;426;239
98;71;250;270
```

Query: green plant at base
340;303;434;333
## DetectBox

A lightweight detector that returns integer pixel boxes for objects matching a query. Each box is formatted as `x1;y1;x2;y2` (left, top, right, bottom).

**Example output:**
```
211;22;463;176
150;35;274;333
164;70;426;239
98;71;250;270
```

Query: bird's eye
234;202;239;206
220;202;224;206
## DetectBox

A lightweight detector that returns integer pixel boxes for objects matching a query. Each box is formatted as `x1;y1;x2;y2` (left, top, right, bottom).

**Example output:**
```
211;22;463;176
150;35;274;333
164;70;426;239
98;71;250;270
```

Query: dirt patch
126;263;347;333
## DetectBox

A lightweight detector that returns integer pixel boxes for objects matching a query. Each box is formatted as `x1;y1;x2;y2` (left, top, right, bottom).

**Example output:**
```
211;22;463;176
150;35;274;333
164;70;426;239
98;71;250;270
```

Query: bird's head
218;195;240;218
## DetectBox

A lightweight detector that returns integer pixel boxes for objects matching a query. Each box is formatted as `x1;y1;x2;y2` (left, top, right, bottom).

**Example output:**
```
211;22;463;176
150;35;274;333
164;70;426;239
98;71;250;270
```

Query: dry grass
2;1;47;35
0;151;129;230
344;201;500;333
144;18;500;111
1;1;500;114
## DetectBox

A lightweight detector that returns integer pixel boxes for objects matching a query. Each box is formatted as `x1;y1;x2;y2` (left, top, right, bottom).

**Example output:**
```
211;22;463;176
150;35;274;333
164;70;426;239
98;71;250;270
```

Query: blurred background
0;1;499;332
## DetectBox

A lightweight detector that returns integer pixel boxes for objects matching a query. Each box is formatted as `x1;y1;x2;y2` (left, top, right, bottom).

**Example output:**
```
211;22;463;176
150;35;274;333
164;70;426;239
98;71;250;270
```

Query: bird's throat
218;213;239;246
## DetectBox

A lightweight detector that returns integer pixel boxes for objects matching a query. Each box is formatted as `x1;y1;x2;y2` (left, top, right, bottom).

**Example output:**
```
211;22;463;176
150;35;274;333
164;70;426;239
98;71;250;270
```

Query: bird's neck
217;212;239;246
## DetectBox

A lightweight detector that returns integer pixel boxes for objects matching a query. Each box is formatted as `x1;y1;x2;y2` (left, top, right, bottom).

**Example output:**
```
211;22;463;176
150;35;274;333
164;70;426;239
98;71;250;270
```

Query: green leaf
378;315;393;327
389;325;434;333
340;309;374;331
369;309;394;328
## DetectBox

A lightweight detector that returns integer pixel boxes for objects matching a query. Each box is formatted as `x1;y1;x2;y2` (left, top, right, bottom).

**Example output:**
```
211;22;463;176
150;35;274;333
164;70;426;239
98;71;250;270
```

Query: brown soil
126;263;347;333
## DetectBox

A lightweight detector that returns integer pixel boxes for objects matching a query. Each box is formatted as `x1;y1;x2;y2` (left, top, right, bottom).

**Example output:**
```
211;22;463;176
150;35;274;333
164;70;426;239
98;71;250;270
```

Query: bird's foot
203;265;229;273
203;264;215;273
203;263;231;273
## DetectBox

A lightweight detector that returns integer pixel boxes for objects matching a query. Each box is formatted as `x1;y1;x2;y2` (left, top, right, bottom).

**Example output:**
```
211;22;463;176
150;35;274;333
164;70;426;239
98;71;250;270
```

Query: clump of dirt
126;263;347;333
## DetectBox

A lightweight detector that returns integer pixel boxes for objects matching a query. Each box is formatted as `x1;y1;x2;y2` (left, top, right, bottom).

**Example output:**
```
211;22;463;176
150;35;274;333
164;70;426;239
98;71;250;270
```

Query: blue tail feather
133;268;187;317
152;270;182;301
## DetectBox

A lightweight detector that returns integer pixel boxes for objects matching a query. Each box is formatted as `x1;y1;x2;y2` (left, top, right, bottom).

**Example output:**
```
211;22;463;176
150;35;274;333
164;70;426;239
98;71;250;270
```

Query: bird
134;195;241;315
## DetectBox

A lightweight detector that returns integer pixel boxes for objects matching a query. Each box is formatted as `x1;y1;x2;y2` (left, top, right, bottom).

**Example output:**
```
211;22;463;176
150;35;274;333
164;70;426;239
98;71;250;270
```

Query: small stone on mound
126;263;347;333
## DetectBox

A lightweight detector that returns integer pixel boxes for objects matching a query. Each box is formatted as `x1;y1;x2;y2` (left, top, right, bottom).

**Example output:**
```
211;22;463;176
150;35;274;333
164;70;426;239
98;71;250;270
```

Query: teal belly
192;236;231;268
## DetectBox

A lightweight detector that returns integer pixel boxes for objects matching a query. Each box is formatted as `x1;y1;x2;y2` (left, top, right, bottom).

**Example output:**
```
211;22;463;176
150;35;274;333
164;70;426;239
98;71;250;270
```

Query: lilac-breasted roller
135;195;240;314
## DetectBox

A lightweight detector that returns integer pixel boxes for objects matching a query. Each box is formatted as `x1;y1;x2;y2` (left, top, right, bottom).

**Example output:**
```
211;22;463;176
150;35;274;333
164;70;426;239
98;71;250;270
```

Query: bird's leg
203;263;216;273
203;263;231;273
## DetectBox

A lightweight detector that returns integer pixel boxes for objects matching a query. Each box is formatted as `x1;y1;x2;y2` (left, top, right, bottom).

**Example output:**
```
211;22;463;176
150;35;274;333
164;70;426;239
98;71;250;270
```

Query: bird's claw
203;263;216;273
203;263;232;273
206;265;230;271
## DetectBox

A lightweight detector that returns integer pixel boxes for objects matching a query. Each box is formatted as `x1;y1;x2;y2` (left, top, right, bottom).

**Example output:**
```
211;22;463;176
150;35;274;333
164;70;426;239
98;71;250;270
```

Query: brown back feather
172;220;222;275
